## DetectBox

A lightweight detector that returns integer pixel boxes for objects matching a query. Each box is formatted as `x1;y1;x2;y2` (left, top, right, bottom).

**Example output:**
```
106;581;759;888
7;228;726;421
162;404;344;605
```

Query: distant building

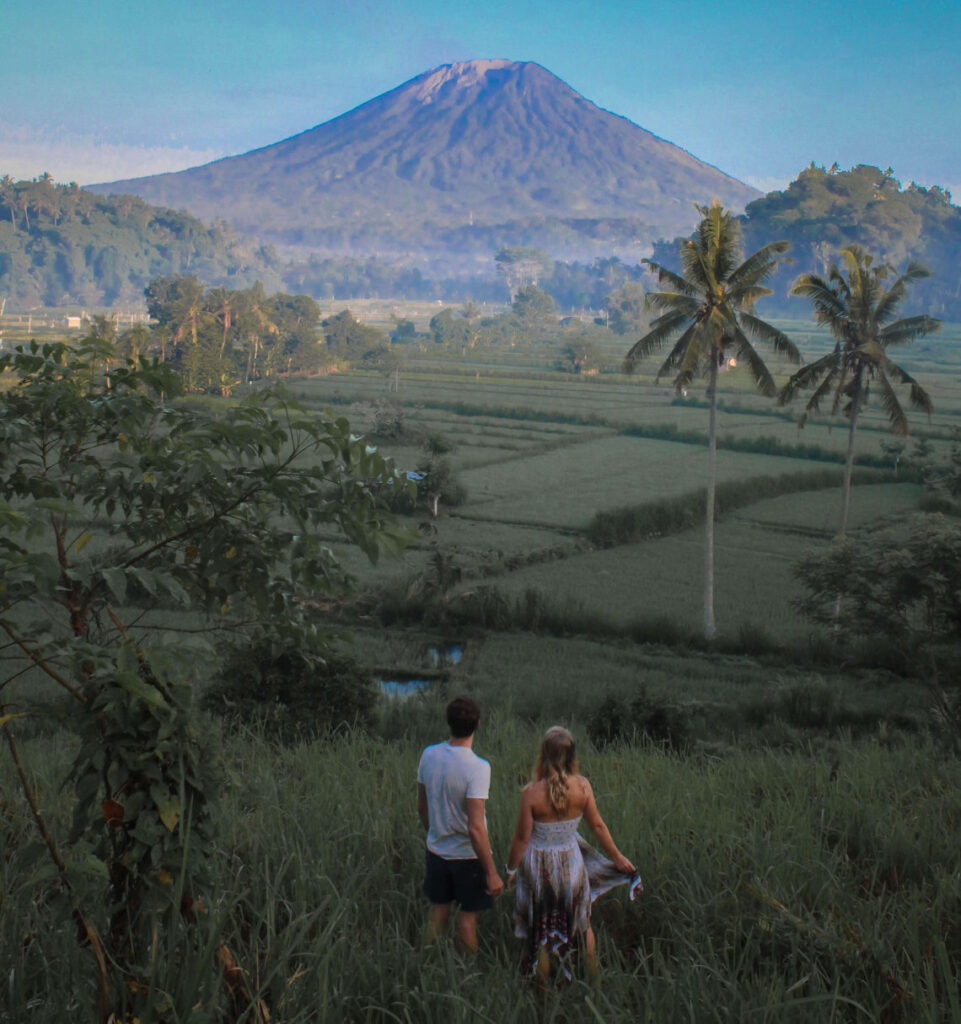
64;316;83;329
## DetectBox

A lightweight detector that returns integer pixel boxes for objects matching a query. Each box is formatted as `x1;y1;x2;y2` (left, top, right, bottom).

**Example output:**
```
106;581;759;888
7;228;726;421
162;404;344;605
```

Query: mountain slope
91;60;759;265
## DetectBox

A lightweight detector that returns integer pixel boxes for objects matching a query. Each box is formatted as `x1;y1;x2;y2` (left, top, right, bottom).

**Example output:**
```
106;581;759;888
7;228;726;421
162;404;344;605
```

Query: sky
2;0;959;199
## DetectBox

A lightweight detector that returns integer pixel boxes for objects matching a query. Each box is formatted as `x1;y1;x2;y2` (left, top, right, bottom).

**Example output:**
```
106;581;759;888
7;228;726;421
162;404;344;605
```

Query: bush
203;634;376;740
587;690;691;752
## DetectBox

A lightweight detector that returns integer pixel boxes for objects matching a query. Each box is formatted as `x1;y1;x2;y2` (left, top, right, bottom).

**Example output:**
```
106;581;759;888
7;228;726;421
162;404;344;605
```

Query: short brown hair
446;696;481;738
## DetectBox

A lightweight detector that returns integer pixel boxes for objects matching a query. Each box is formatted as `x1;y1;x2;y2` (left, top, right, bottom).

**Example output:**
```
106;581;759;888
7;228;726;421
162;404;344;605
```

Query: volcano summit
91;60;759;268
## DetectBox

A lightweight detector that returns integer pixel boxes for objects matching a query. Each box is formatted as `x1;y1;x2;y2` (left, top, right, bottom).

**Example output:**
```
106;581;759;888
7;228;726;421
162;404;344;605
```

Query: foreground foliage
0;341;406;1019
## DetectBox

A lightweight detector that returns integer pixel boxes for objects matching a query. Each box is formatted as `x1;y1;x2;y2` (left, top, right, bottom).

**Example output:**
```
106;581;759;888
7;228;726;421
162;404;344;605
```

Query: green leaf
115;647;169;710
152;788;181;832
101;567;127;602
33;497;82;516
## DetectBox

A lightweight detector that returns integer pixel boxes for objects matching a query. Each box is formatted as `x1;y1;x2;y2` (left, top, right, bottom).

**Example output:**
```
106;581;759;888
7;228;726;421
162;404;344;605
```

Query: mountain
90;60;759;269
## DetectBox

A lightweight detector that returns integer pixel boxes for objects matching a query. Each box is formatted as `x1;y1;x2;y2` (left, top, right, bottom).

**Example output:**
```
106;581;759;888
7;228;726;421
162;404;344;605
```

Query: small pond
380;677;432;698
379;643;463;698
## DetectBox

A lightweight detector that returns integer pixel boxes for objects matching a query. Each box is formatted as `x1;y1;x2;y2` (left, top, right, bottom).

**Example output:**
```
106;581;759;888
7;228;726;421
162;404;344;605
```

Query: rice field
304;347;938;639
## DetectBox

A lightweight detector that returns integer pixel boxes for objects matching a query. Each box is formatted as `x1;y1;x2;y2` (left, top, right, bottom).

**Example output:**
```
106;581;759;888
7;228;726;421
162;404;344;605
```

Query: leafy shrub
203;634;376;740
369;397;407;438
587;690;691;752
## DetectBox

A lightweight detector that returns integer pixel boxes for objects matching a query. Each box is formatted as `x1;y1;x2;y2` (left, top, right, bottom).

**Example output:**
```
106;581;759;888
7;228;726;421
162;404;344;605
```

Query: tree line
6;164;957;319
0;175;285;307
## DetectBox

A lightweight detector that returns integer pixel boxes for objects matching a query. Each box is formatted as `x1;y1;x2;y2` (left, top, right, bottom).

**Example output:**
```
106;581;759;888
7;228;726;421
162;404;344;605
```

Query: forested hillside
5;165;960;320
651;165;961;319
0;175;283;307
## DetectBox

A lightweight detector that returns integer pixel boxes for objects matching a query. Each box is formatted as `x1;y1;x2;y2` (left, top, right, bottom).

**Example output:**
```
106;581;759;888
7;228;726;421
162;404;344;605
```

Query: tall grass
4;718;960;1022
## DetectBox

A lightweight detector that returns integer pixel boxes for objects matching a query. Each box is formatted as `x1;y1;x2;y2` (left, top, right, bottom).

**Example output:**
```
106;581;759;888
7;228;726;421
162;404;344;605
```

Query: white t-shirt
417;741;491;860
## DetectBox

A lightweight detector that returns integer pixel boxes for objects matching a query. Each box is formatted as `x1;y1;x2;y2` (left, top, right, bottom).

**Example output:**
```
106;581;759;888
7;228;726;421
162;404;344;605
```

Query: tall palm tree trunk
839;374;864;536
704;353;719;640
834;375;864;622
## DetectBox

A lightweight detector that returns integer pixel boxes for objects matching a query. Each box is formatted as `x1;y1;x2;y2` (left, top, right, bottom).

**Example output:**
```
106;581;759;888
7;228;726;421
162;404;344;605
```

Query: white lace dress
513;816;642;976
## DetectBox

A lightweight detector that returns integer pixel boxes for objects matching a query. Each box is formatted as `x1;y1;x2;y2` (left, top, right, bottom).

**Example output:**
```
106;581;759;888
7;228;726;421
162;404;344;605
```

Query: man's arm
466;798;503;897
417;783;429;832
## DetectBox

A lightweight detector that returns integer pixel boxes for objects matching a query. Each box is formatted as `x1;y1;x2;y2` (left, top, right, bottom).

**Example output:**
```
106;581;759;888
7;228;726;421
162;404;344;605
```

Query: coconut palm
623;202;798;639
780;245;938;535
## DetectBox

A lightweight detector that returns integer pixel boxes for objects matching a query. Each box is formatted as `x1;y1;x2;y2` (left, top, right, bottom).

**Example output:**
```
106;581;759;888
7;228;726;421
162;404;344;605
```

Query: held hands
486;868;504;898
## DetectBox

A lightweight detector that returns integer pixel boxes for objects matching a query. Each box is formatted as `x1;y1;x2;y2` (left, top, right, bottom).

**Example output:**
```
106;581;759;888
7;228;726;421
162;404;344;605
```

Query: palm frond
669;321;712;386
656;322;699;381
871;264;929;326
732;285;773;310
622;309;690;373
791;273;848;327
739;313;801;363
778;352;839;405
872;278;908;326
802;364;843;420
733;327;776;397
695;204;736;281
642;259;699;297
879;315;941;346
644;291;701;316
876;367;909;436
898;260;932;286
837;245;868;278
708;213;741;284
680;240;715;294
881;358;934;416
728;240;791;293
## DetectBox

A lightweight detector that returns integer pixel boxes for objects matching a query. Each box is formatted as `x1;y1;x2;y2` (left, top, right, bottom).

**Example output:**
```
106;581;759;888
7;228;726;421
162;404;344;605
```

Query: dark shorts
424;850;493;912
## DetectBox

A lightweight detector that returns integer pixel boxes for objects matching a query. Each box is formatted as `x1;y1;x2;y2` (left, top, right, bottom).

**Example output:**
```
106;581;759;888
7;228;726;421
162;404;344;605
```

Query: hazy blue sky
2;0;959;197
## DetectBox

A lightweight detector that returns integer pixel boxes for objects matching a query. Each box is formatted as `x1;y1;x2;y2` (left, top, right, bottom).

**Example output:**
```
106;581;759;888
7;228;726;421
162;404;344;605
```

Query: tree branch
0;620;86;703
2;722;110;1015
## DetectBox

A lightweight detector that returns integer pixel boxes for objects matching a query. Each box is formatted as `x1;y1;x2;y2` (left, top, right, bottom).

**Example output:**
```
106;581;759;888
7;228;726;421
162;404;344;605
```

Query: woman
506;726;641;981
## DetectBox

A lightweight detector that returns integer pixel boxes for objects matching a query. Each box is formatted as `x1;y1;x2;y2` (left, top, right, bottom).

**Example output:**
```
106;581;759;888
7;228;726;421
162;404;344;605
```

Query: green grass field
4;716;959;1022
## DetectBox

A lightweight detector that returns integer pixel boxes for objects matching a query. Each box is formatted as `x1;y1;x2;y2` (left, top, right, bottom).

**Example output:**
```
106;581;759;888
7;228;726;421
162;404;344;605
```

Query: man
417;696;503;951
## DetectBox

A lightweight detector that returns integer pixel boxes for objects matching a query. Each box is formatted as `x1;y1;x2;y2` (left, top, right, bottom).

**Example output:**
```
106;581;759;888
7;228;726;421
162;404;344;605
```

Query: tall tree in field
780;245;938;535
623;202;798;639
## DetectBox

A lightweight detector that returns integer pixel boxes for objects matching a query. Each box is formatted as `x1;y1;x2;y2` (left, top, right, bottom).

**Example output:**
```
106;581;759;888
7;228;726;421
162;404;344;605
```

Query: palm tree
780;245;938;535
623;202;798;639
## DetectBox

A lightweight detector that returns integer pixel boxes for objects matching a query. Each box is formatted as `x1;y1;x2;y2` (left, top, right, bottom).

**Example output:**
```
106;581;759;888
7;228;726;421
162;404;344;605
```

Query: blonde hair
535;727;578;817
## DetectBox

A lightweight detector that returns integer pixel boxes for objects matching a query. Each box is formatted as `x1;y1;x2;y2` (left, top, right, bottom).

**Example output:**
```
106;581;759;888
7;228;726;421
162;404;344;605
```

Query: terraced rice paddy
293;323;951;640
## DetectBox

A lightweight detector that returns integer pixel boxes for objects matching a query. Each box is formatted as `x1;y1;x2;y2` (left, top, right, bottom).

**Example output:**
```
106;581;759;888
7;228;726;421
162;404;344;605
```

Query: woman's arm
581;780;635;875
506;787;534;872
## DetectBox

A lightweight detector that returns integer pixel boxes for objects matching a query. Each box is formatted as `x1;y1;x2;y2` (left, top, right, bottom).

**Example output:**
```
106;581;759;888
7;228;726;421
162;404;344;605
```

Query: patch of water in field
427;643;463;666
380;643;463;697
380;677;432;698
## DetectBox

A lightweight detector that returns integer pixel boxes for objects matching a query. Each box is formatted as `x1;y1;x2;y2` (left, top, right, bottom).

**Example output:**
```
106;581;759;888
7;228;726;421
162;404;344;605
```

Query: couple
416;696;641;980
